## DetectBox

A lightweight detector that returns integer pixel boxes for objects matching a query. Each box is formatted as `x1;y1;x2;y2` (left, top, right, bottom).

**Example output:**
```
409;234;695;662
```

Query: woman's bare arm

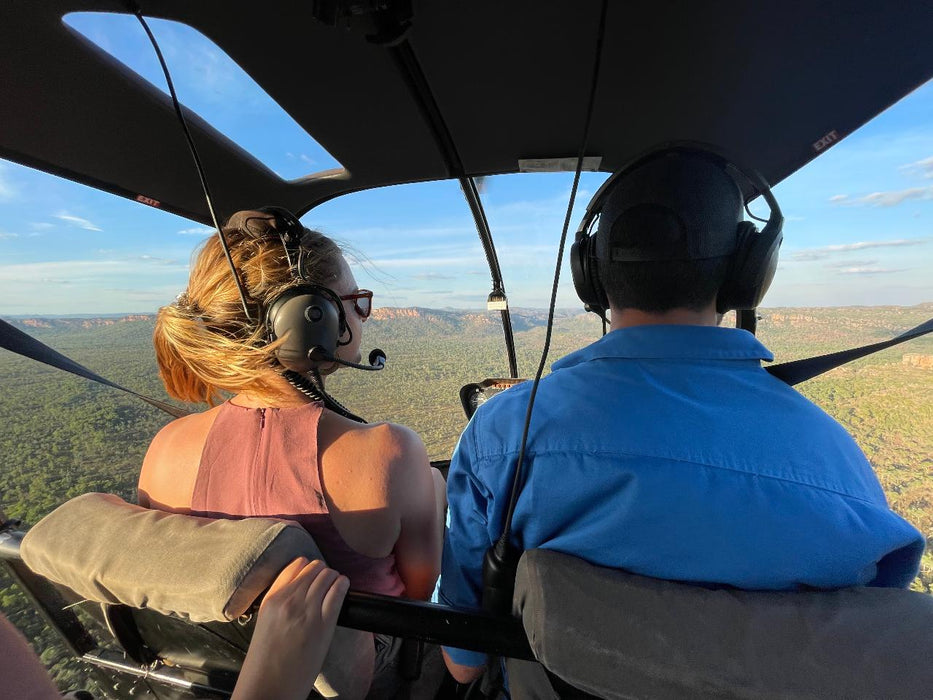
386;426;444;600
0;613;61;700
138;409;219;512
232;558;370;700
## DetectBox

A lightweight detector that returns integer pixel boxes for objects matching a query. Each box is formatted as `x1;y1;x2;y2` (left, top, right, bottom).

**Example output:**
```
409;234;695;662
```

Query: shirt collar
552;325;774;370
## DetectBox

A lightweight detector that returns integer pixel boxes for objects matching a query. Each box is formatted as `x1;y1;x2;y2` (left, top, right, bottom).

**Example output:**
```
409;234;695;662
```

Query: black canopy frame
3;1;932;222
3;1;933;371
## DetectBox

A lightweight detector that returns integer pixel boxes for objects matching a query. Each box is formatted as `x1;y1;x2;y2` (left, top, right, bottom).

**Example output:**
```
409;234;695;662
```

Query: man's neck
610;305;720;331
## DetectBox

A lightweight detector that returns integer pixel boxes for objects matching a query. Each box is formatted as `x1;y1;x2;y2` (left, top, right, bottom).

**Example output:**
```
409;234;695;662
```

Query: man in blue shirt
438;147;925;683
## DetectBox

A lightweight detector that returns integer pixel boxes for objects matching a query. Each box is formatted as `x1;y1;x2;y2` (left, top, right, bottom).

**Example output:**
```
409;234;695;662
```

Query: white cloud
161;35;238;103
790;252;824;262
498;243;565;258
900;155;933;179
0;166;17;202
411;272;454;280
488;187;595;219
0;258;188;284
790;238;928;261
823;239;926;252
101;287;174;301
836;267;906;275
0;260;124;283
55;213;103;231
364;256;469;269
178;226;214;236
830;186;933;207
137;254;179;265
353;241;564;273
337;224;474;243
825;259;877;268
299;154;315;166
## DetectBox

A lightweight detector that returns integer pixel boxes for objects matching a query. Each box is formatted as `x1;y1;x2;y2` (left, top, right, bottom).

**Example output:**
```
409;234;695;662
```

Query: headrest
595;149;743;262
20;493;320;623
514;549;933;699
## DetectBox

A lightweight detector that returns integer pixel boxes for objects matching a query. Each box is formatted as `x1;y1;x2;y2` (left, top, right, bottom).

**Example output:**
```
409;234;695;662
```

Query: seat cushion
514;548;933;699
20;492;320;622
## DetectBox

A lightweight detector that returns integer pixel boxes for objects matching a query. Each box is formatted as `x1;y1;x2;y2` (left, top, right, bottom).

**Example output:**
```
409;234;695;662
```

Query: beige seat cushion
20;492;320;622
514;548;933;699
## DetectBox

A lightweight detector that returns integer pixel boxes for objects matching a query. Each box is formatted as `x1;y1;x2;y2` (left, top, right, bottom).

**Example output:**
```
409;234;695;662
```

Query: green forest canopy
1;304;931;691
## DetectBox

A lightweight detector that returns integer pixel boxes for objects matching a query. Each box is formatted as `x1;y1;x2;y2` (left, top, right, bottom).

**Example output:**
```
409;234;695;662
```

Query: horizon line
4;301;933;320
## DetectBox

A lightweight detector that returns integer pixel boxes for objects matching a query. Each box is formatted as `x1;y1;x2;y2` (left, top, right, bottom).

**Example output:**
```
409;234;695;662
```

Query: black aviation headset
243;206;354;375
235;207;384;422
570;143;784;317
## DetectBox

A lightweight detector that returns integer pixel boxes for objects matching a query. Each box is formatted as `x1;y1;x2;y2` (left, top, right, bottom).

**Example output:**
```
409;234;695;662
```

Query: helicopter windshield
1;76;931;514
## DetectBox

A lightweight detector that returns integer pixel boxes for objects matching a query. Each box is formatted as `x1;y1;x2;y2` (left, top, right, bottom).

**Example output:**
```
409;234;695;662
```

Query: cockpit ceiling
2;1;932;225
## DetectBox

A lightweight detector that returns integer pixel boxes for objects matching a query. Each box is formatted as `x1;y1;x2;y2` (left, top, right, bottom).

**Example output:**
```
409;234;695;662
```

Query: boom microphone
368;348;387;370
309;346;387;371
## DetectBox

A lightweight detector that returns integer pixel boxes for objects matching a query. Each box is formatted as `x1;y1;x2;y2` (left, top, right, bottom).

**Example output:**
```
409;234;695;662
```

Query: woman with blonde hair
138;208;446;697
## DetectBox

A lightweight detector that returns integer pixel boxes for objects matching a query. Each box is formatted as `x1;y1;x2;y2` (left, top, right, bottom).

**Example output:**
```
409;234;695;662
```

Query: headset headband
577;141;783;250
570;142;785;315
245;206;306;278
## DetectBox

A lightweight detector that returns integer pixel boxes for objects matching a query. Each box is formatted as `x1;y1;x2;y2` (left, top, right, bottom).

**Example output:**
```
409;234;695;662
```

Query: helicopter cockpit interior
2;1;933;698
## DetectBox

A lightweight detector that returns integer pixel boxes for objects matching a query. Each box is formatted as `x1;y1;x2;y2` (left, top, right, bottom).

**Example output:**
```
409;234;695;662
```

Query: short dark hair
598;256;730;313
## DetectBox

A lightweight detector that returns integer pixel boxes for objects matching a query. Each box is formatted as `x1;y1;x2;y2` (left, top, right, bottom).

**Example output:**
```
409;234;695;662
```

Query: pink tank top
191;400;405;597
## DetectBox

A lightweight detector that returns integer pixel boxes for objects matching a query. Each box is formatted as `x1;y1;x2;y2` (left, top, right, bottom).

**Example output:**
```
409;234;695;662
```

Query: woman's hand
232;557;350;700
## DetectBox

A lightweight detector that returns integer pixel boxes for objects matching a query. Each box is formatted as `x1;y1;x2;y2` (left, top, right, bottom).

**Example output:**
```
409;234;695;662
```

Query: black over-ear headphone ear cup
265;287;342;373
570;233;591;304
717;221;783;313
571;232;608;315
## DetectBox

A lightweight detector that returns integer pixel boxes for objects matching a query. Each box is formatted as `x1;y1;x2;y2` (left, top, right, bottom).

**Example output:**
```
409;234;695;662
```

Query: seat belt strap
765;316;933;386
0;318;188;418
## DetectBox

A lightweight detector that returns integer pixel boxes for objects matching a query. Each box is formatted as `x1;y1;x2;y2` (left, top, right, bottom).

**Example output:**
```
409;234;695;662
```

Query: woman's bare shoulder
139;405;224;510
146;407;220;458
332;419;427;467
359;420;423;448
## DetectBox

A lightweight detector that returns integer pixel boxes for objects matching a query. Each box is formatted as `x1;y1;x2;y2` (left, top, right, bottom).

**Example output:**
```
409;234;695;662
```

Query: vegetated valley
1;304;931;693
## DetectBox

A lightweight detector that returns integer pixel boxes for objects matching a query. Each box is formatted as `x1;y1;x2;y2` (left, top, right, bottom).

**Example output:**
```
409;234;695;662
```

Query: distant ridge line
5;302;932;328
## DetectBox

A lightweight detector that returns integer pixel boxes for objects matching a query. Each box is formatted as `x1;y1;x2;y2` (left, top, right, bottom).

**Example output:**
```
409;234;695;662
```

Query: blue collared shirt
439;325;925;667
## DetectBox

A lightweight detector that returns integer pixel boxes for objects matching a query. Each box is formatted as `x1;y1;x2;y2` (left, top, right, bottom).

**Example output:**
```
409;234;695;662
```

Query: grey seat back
20;492;320;622
19;493;371;698
513;548;933;700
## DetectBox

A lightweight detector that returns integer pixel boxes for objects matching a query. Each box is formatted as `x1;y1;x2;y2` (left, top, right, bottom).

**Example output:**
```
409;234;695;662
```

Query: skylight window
64;12;343;180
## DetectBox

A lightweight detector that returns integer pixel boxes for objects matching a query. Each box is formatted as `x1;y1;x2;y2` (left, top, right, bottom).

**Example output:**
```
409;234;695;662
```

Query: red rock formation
371;308;422;320
902;353;933;370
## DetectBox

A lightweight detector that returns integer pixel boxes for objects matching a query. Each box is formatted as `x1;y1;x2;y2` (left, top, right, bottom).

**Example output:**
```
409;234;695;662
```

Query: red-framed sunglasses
339;289;373;319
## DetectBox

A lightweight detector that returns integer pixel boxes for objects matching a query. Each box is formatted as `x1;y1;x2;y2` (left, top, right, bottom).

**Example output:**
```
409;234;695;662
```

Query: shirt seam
555;355;771;371
471;448;881;506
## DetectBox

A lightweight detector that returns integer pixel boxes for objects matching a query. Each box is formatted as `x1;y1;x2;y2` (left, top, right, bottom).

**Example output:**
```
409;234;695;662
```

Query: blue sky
0;13;930;315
